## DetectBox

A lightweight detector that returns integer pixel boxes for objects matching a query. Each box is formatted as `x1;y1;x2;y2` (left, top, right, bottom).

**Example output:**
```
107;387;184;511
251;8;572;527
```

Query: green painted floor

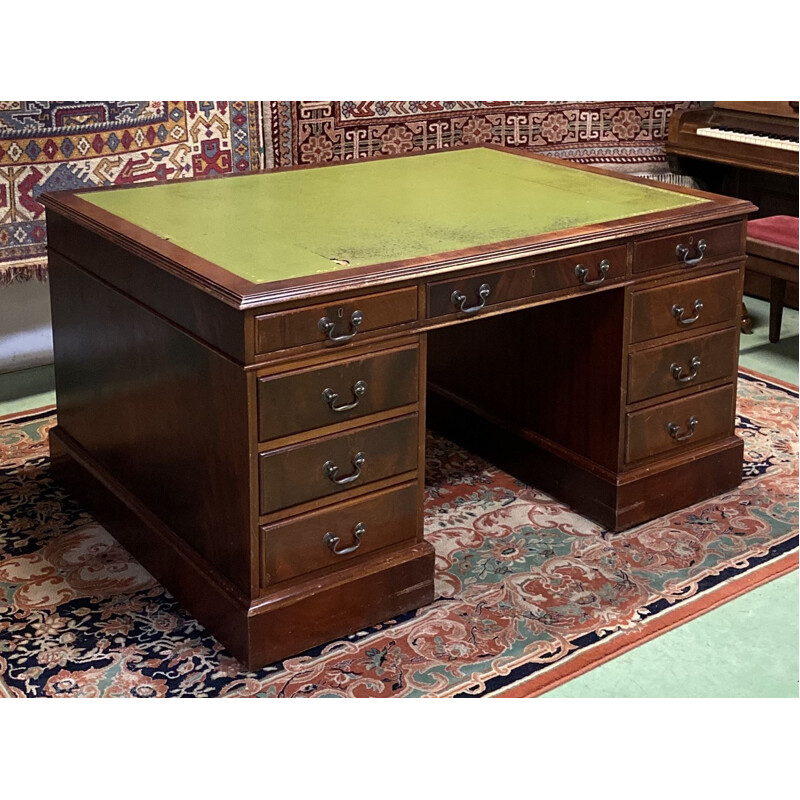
0;362;55;417
0;297;797;697
544;570;799;698
739;298;800;386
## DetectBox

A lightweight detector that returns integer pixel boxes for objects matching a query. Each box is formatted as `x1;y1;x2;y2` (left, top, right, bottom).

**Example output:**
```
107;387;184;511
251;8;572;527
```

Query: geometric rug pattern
1;370;795;697
262;100;701;170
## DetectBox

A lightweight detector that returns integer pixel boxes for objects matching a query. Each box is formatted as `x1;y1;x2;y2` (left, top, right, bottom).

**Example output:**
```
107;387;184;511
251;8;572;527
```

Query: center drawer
257;344;419;442
259;482;418;586
427;245;627;318
259;414;418;514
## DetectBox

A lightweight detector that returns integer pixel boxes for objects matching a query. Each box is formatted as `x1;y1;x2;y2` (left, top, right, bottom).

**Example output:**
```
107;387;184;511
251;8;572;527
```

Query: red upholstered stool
744;215;799;343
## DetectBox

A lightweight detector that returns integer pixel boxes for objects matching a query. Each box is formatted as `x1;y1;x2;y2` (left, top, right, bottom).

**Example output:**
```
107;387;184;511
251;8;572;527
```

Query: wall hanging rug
0;369;796;698
263;101;700;171
0;101;264;285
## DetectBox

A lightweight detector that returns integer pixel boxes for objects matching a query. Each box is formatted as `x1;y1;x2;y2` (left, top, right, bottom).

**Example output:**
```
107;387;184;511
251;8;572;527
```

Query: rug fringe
0;261;49;286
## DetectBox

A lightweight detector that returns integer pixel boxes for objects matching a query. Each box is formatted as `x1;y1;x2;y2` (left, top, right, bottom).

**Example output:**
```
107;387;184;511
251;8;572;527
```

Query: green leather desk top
79;148;704;285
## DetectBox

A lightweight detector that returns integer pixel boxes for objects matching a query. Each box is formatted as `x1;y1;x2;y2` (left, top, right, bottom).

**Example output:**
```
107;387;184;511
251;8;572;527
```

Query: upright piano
667;101;799;308
667;101;798;218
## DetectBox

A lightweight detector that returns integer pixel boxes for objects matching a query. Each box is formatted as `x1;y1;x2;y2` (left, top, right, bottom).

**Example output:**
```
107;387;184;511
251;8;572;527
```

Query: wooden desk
41;146;755;669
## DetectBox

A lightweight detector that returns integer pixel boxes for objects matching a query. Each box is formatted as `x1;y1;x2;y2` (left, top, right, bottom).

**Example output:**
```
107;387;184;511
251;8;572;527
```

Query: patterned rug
263;101;701;170
0;101;264;284
0;370;796;698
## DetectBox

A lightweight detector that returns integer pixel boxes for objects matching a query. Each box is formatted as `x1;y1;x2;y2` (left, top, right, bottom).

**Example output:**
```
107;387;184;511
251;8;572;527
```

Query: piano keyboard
696;126;799;152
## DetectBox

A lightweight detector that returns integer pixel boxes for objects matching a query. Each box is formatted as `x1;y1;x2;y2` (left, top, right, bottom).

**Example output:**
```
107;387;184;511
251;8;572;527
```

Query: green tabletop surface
79;148;704;285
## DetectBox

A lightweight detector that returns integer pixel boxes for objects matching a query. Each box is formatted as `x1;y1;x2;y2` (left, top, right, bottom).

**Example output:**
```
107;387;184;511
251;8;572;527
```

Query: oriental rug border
490;548;797;697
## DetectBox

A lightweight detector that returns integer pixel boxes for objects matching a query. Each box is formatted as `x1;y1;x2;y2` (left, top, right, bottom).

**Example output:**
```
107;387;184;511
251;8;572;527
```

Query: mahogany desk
41;146;755;669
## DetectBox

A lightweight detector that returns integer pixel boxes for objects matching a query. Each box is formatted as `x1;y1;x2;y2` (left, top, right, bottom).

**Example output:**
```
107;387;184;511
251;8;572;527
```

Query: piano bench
744;215;799;343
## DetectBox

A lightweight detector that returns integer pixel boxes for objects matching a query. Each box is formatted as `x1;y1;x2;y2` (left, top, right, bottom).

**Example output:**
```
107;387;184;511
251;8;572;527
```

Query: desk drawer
260;482;418;586
627;327;739;404
257;345;419;442
255;287;418;355
630;270;741;343
633;222;743;274
625;384;736;464
259;415;418;514
427;245;627;318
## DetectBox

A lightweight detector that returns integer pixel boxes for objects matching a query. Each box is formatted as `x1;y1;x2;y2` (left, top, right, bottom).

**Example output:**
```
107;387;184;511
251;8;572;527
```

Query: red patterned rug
263;101;700;171
0;369;796;698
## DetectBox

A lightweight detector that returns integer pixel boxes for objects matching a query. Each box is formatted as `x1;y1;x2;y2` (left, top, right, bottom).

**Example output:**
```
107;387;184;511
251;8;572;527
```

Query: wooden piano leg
769;277;787;343
741;301;753;334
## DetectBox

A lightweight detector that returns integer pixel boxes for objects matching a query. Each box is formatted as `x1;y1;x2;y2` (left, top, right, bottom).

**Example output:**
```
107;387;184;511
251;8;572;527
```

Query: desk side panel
46;211;246;362
49;254;252;593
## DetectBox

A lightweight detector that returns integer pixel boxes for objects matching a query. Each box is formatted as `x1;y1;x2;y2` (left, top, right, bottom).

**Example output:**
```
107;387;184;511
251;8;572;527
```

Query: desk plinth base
48;426;435;671
426;392;744;532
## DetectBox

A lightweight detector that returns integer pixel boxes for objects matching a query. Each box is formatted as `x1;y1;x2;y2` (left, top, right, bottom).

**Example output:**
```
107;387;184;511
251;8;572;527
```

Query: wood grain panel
633;221;743;274
627;327;739;403
259;415;418;513
257;344;418;441
48;253;252;592
427;288;626;470
247;541;435;670
46;213;246;361
48;427;252;659
630;270;742;342
625;384;736;463
260;482;418;585
255;287;418;354
427;245;627;318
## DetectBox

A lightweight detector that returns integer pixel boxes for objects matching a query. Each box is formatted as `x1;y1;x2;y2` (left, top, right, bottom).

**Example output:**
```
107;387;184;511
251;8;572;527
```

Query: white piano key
696;126;799;152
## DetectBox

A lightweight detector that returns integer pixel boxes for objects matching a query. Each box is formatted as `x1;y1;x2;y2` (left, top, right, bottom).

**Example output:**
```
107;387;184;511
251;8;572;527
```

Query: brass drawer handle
318;310;364;343
451;283;490;314
322;380;367;412
667;415;698;442
323;522;366;556
671;356;701;383
575;259;610;287
323;451;365;485
671;299;704;326
676;239;707;266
